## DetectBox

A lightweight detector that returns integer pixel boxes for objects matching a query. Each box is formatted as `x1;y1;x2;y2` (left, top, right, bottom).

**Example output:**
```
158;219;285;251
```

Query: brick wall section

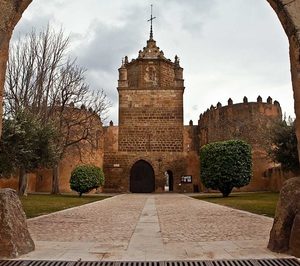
103;124;201;193
118;89;184;152
103;151;200;193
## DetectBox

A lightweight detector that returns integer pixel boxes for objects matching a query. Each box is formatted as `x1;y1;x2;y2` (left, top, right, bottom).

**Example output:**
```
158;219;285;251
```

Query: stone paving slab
17;193;292;261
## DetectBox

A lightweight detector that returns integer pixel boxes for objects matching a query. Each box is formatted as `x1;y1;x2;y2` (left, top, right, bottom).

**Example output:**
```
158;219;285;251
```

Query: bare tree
5;25;110;194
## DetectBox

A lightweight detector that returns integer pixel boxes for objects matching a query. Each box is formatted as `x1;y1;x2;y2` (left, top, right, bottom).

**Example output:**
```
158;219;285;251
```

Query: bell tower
117;15;185;152
102;6;202;194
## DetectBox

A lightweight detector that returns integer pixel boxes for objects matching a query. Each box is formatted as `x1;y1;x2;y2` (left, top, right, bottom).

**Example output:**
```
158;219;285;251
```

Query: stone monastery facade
0;33;285;194
102;34;283;193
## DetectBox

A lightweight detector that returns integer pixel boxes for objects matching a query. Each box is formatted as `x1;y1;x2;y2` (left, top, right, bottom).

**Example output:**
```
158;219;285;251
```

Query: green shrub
200;140;252;197
70;165;105;196
267;118;299;173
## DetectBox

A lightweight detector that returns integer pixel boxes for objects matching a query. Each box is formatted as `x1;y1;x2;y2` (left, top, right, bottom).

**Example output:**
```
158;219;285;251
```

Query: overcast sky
12;0;294;125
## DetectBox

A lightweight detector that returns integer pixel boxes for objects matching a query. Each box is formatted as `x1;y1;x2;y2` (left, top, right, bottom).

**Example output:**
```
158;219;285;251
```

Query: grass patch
193;192;279;218
20;194;110;218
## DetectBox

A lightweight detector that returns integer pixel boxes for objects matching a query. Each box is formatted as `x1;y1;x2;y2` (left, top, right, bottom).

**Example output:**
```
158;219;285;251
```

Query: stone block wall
126;60;176;88
0;107;104;193
102;124;200;193
199;97;282;146
35;141;104;192
118;89;184;152
263;166;295;192
103;151;200;193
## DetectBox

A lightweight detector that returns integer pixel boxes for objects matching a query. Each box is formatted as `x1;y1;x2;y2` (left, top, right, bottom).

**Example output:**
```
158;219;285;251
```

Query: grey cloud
158;0;217;33
75;6;147;73
10;0;294;124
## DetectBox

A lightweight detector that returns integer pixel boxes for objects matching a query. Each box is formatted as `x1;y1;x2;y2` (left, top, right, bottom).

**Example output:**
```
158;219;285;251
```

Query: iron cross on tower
148;4;156;40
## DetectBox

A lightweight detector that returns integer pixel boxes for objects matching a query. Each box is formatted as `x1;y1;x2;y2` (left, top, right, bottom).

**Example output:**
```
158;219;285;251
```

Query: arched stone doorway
130;160;155;193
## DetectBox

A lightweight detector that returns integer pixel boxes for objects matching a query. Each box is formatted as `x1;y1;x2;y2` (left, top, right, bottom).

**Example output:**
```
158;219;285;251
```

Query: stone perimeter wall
0;141;104;193
198;97;283;191
0;107;104;193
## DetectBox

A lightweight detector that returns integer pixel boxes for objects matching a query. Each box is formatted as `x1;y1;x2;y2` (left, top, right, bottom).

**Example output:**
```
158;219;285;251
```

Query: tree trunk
220;186;233;197
18;167;27;196
51;164;60;194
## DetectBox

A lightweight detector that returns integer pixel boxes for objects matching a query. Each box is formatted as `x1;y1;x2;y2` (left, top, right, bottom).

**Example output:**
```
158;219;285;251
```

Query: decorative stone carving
0;188;35;258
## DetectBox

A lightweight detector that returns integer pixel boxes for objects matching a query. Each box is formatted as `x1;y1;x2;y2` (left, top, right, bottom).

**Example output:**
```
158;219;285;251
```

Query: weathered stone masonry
199;96;282;191
103;37;200;193
118;40;184;153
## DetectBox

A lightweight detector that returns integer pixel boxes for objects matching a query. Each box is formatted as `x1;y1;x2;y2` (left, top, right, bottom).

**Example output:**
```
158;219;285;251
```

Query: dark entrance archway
167;170;174;192
130;160;155;193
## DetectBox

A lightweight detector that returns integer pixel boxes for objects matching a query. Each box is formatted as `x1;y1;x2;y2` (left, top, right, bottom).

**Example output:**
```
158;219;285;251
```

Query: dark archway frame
130;159;155;193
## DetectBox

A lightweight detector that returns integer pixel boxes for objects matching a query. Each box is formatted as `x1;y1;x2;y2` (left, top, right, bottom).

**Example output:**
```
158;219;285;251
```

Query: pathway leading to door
123;197;165;260
18;194;290;261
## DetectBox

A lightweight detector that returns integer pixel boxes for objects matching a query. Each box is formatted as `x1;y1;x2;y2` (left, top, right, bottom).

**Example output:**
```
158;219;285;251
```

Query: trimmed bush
200;140;252;197
70;165;105;196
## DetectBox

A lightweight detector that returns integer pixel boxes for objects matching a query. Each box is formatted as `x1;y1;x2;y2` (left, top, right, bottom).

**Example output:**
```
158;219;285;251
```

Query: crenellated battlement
63;102;102;126
198;96;282;148
199;96;281;126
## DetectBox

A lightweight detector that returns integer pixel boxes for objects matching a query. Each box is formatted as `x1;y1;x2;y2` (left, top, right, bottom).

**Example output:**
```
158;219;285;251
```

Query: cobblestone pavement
156;194;272;242
28;194;147;243
18;193;290;261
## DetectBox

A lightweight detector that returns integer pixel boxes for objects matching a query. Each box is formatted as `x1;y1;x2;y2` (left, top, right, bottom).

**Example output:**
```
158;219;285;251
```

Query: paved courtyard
18;194;290;261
